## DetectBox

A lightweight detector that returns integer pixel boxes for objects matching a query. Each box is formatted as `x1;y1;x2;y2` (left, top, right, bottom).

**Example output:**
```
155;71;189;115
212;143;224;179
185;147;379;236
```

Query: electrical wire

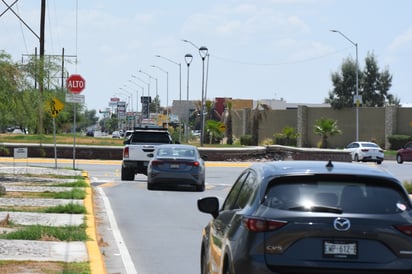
15;2;28;54
210;46;352;67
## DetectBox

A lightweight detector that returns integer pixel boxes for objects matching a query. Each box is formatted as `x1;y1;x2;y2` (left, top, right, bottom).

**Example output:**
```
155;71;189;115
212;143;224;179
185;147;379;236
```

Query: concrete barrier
0;143;352;162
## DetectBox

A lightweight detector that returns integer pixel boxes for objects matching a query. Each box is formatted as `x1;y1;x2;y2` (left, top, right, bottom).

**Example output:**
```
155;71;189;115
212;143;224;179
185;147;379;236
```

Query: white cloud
388;26;412;52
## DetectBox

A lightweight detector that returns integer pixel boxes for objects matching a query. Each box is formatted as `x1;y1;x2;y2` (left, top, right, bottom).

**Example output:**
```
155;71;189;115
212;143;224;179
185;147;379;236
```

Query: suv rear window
263;177;409;214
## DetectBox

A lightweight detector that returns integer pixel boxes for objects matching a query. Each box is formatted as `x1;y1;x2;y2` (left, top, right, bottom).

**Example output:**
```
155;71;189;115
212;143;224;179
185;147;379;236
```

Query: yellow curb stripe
100;182;117;188
83;171;107;274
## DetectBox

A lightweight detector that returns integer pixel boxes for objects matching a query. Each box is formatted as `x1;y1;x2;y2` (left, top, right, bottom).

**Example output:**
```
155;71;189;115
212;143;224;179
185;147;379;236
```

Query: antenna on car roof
326;159;334;169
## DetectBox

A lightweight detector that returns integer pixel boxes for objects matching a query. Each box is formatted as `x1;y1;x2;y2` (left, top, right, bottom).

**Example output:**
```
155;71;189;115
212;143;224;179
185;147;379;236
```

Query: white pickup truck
121;127;174;181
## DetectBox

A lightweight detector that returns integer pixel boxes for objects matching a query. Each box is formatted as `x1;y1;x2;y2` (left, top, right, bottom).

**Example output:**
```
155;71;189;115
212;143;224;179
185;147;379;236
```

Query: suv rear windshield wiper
288;205;343;214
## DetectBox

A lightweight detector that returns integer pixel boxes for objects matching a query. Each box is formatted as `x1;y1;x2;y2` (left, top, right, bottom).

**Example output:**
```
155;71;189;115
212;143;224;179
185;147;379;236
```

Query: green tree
205;119;224;144
326;57;361;109
362;53;397;106
313;118;342;148
326;52;398;109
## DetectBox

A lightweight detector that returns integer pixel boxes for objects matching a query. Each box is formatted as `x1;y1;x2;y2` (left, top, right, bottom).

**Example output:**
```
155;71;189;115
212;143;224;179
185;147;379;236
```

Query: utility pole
38;0;46;134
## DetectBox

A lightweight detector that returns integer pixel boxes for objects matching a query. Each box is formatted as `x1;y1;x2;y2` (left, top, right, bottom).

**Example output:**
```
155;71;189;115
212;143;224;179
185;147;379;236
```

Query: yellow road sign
47;97;64;118
219;124;226;132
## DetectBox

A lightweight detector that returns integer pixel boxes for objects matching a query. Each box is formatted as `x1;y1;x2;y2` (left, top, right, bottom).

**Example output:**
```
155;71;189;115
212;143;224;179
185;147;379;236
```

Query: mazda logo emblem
333;217;351;231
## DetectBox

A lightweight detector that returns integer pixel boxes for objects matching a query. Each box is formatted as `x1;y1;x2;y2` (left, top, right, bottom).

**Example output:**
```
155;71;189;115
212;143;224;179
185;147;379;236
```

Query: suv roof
254;160;396;180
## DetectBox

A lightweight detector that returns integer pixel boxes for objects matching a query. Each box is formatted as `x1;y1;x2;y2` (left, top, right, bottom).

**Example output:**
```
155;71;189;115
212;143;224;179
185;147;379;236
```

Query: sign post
66;74;86;170
47;98;64;169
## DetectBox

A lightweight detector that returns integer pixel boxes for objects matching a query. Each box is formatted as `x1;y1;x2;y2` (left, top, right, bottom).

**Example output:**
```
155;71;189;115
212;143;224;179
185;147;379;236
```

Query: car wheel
377;160;382;165
121;167;135;181
197;183;205;192
354;154;360;162
397;154;403;164
223;256;234;274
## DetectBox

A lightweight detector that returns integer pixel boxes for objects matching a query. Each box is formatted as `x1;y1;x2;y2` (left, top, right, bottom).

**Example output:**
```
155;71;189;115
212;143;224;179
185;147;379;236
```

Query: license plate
170;164;180;169
323;240;357;258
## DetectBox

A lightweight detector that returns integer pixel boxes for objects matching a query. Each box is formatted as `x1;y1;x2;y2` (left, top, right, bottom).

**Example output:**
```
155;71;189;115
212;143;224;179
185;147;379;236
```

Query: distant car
344;141;384;164
396;141;412;164
11;128;24;134
147;144;206;191
198;160;412;274
112;131;121;138
86;129;94;137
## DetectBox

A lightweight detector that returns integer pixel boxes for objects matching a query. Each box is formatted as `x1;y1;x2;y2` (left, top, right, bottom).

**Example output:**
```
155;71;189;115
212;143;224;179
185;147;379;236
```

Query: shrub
240;135;253;146
388;135;412;150
260;138;274;146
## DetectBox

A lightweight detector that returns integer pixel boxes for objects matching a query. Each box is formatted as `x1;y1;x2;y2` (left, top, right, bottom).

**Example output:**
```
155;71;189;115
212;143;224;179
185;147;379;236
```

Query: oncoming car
147;144;206;191
198;160;412;274
344;141;384;164
396;141;412;164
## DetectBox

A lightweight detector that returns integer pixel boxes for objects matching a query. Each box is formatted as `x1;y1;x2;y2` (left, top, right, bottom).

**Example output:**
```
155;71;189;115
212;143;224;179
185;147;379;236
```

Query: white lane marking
96;187;138;274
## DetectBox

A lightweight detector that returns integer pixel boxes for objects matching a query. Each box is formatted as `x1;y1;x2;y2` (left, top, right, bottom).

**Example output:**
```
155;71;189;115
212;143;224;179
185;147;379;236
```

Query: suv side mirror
198;197;220;218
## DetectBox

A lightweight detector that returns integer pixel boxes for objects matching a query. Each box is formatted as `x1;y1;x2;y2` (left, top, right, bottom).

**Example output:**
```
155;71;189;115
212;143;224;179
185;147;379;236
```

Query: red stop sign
66;74;86;94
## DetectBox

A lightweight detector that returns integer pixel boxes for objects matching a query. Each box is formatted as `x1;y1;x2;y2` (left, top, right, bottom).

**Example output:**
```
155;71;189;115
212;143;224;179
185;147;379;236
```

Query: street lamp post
128;79;144;114
155;55;182;102
184;53;193;100
152;65;169;128
199;46;208;147
139;70;158;118
330;29;360;141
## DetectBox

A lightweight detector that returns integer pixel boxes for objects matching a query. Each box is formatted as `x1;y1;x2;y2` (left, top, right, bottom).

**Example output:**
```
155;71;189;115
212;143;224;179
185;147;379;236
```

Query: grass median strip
0;224;89;241
0;203;87;214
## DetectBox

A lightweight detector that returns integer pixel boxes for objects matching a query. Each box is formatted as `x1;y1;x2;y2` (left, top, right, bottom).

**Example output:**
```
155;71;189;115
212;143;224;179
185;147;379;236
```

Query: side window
236;171;258;209
221;171;249;211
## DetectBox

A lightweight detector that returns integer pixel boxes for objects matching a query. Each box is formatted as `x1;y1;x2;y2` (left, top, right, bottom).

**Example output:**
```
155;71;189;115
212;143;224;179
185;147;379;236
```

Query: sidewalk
0;164;105;272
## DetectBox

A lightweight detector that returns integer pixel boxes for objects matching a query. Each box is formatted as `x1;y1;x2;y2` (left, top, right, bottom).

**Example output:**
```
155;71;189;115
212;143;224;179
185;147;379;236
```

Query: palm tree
206;119;224;144
251;102;271;146
223;100;233;145
313;118;342;148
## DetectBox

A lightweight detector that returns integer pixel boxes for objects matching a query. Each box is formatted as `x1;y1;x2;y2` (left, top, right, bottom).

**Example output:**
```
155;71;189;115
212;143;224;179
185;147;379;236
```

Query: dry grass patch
0;261;90;274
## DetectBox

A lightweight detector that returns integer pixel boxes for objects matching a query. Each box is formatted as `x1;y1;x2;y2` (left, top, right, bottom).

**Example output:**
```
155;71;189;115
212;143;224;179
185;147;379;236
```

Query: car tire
223;257;234;274
396;154;403;164
377;160;382;165
354;154;360;162
121;167;135;181
200;248;208;274
197;184;205;192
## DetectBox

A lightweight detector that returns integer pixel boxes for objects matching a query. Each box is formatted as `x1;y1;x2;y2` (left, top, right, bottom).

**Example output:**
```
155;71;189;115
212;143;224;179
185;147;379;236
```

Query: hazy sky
1;0;411;113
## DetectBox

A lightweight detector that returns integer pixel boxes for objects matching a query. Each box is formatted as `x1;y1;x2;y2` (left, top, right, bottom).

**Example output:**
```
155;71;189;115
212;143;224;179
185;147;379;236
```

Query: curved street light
139;70;158;118
128;79;144;114
152;65;169;128
184;53;193;100
330;29;359;141
155;55;182;102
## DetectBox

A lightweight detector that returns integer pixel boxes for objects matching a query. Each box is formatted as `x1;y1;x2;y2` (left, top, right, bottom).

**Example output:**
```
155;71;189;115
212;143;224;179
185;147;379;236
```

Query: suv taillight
243;217;287;232
395;224;412;236
123;147;129;158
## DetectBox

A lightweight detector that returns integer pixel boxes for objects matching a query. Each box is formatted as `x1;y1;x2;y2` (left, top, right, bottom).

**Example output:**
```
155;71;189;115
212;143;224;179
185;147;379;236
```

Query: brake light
243;217;287;232
123;147;129;158
151;160;163;166
192;161;200;167
395;224;412;236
